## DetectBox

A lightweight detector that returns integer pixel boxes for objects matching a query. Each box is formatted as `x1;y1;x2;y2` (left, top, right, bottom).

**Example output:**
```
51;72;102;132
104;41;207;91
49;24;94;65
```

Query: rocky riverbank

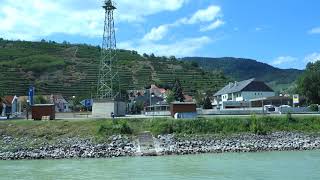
157;132;320;155
1;132;320;160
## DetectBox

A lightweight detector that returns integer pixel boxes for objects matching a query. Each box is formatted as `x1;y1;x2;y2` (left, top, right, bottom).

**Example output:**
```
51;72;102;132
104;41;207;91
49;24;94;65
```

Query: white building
213;78;275;109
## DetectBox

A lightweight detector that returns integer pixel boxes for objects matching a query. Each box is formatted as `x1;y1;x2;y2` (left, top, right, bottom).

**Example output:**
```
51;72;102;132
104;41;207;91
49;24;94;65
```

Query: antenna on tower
96;0;120;100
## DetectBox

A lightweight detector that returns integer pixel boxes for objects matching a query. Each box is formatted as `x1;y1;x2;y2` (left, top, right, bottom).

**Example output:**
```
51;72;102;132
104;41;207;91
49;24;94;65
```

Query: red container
32;104;55;120
170;102;197;117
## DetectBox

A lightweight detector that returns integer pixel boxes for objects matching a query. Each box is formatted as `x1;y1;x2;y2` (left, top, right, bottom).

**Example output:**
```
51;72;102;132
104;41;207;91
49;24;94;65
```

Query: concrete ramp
136;132;159;156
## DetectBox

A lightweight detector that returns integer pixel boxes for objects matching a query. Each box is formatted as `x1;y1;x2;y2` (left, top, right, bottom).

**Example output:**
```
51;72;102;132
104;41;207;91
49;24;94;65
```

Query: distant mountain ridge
181;57;303;92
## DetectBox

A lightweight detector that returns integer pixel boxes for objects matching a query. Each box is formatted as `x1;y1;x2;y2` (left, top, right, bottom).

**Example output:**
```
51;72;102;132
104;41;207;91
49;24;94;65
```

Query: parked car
0;116;7;120
279;105;291;108
264;105;276;112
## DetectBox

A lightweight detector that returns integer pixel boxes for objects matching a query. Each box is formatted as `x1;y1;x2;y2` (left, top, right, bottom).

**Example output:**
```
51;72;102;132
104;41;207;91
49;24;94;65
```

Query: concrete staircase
136;131;160;156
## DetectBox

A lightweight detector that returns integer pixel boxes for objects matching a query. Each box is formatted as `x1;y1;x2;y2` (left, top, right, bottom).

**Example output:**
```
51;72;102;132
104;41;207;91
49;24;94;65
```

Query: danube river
0;151;319;180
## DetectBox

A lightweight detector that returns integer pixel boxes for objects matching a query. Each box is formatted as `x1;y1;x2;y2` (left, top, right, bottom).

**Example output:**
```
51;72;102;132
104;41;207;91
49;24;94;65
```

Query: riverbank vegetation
1;115;320;140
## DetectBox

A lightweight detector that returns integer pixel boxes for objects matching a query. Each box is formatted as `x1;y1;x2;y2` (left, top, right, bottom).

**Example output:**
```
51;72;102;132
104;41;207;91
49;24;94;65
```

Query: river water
0;151;319;180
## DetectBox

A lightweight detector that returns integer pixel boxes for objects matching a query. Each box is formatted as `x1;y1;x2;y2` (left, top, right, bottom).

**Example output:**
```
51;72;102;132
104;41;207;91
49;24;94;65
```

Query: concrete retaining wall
92;100;126;118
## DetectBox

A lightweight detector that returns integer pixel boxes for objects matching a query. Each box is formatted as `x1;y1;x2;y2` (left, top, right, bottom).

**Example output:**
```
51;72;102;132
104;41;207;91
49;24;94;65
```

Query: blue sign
28;86;35;106
80;99;93;108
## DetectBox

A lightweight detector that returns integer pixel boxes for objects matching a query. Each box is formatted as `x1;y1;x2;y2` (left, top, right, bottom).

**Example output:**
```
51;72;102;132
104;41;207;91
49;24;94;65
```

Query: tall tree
297;61;320;104
165;90;175;104
172;79;185;102
194;90;205;107
203;96;213;109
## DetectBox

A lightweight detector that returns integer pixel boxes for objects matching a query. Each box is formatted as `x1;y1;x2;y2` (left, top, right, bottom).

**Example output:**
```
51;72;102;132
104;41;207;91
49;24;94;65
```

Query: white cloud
0;0;188;40
119;36;212;57
200;19;225;32
308;27;320;34
184;5;221;24
255;27;262;31
272;56;297;66
142;5;223;41
304;53;320;63
271;53;320;69
142;25;170;41
116;0;188;22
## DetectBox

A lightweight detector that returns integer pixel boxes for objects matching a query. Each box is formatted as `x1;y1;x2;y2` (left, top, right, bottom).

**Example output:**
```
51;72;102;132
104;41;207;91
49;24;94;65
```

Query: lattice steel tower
97;0;119;99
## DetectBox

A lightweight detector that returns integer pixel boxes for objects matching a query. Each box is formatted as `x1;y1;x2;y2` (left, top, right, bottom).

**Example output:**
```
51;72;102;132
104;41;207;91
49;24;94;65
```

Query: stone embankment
1;132;320;160
157;132;320;155
0;135;136;160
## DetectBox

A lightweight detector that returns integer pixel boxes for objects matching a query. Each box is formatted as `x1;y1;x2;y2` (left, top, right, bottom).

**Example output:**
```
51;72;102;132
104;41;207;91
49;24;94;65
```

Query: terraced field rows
0;40;228;98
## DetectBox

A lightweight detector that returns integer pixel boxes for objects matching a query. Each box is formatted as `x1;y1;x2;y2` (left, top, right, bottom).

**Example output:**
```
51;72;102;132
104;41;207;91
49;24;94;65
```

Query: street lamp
26;99;30;120
72;96;76;118
151;94;155;120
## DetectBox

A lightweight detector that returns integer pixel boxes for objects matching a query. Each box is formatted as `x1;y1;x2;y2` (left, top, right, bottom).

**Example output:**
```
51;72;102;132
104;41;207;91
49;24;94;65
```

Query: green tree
203;96;213;109
172;79;185;102
34;95;48;104
0;97;3;113
191;61;199;68
165;90;175;104
297;61;320;104
169;56;177;62
194;90;205;107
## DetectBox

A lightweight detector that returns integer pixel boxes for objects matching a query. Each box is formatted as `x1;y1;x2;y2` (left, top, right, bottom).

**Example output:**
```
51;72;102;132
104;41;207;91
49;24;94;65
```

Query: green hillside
182;57;303;92
0;39;228;98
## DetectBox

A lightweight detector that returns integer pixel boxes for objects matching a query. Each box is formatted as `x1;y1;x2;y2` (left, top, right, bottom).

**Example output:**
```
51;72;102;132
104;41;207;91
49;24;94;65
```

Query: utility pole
96;0;120;100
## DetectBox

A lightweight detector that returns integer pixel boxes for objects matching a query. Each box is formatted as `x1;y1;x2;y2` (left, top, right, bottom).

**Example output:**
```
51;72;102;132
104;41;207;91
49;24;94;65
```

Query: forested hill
0;39;228;98
182;57;304;91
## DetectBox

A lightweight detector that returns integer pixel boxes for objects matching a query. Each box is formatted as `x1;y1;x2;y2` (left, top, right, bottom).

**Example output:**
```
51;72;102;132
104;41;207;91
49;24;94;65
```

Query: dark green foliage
165;90;175;104
0;39;228;98
119;121;133;134
172;79;185;102
98;120;133;135
286;112;296;123
250;114;267;135
34;95;49;104
203;96;213;109
132;101;144;114
182;57;303;91
194;91;205;107
297;61;320;104
1;55;65;73
309;104;319;112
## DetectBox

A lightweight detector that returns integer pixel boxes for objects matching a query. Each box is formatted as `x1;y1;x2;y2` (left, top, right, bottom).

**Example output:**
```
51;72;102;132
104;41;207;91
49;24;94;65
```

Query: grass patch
0;116;320;140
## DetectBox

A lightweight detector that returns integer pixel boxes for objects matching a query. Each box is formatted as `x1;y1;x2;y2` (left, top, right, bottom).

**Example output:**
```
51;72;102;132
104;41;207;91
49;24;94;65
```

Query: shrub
309;104;319;112
286;112;296;123
250;114;267;135
98;124;108;135
203;96;213;109
120;121;133;134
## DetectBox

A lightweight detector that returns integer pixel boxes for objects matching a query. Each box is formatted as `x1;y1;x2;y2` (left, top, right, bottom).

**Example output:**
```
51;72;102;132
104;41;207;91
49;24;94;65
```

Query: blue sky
0;0;320;69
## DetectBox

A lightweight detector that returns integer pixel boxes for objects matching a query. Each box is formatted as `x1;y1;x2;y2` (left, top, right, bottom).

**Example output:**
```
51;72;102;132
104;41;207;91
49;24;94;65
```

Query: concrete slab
92;100;126;118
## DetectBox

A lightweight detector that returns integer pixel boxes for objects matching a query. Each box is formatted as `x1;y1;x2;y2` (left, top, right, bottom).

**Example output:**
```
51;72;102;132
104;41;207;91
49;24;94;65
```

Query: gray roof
214;78;273;96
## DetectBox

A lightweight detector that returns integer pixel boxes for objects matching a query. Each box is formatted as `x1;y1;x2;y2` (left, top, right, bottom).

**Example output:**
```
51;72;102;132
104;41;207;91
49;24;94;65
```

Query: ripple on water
0;150;320;180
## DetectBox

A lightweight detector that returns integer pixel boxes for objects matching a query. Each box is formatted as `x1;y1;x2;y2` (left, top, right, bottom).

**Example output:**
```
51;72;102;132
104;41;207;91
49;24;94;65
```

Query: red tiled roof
4;96;14;105
151;85;167;94
184;95;193;102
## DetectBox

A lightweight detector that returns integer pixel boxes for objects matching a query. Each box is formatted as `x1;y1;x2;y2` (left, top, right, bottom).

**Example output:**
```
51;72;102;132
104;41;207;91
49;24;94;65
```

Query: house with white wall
213;78;275;109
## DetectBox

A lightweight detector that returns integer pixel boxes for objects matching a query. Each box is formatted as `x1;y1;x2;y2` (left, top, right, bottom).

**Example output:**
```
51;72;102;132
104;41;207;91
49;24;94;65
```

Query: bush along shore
1;115;320;160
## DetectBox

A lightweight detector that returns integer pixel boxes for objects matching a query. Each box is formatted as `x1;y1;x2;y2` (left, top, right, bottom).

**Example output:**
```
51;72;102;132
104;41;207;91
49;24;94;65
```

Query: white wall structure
213;78;275;109
1;103;5;117
241;91;275;101
92;100;126;118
